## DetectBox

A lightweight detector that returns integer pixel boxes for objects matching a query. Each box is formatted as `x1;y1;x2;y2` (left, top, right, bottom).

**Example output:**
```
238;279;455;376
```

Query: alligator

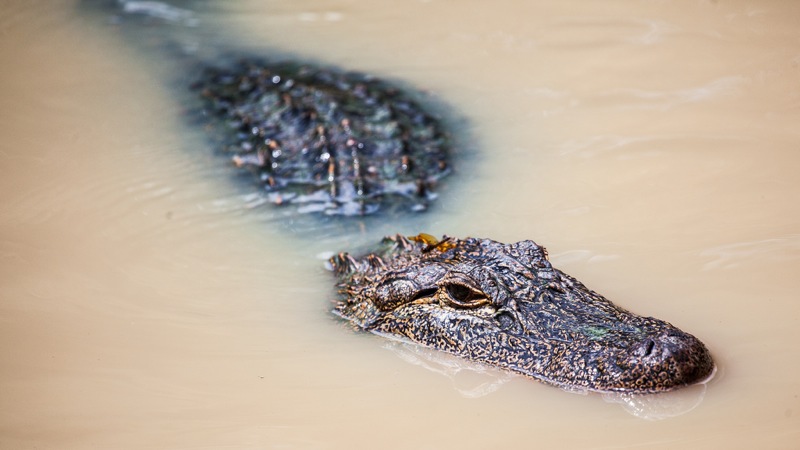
330;234;714;393
193;60;452;216
198;61;716;392
84;0;714;395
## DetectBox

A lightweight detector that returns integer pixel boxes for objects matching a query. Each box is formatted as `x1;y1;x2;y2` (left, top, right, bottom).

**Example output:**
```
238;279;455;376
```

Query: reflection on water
2;0;800;448
384;338;712;421
382;341;515;399
602;381;710;421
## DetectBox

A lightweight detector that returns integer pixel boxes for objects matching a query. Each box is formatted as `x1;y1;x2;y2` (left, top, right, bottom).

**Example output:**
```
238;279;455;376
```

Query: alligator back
193;61;452;216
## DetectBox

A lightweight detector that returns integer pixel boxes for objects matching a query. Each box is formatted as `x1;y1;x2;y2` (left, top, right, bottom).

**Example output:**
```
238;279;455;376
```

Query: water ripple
699;235;800;270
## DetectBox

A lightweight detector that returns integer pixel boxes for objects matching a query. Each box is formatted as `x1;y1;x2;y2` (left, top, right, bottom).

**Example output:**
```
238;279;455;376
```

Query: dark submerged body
193;61;452;216
331;234;714;393
82;0;453;217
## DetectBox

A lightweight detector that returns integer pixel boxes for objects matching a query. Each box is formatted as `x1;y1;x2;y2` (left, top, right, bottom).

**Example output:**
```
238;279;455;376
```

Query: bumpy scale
193;61;452;216
330;234;714;393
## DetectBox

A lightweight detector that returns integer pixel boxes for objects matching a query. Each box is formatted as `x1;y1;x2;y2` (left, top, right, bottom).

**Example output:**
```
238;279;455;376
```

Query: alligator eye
411;287;438;302
444;283;488;308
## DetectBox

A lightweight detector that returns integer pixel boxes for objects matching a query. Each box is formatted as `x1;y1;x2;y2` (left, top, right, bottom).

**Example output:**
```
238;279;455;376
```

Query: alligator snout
620;330;714;391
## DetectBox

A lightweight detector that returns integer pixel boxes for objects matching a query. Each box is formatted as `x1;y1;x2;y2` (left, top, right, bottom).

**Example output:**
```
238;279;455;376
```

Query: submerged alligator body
331;234;714;393
193;61;452;216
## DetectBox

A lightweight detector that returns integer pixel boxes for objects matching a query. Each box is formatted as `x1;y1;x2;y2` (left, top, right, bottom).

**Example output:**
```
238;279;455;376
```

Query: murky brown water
2;0;799;448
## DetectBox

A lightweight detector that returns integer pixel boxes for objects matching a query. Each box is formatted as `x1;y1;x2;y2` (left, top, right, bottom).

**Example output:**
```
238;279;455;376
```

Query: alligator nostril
631;338;658;359
643;339;656;358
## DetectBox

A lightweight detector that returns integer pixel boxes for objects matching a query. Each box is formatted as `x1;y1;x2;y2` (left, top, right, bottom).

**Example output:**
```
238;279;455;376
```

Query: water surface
1;0;799;448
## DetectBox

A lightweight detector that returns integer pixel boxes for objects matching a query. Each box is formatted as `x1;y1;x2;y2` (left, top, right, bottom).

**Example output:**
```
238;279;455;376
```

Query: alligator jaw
330;234;714;393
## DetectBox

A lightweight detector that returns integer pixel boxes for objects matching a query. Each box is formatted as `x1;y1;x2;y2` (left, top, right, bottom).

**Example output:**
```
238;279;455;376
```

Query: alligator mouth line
330;234;715;394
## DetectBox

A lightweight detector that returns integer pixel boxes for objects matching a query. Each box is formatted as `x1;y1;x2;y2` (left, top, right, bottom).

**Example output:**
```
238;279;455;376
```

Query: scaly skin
330;234;714;393
193;61;452;216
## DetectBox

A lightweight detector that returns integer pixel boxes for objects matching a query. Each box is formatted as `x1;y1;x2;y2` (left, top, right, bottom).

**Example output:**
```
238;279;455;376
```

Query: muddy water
2;0;799;448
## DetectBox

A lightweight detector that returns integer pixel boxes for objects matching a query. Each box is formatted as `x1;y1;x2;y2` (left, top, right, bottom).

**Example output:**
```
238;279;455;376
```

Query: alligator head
330;234;714;393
